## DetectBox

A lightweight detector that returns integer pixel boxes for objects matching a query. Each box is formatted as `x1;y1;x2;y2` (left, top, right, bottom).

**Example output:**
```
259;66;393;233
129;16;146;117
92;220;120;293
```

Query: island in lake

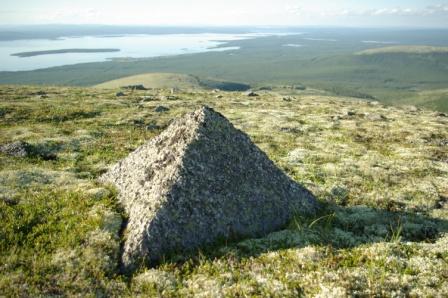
11;48;120;58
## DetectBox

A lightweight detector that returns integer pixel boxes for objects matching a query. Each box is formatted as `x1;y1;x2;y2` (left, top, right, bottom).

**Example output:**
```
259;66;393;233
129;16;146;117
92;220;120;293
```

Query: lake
0;33;285;71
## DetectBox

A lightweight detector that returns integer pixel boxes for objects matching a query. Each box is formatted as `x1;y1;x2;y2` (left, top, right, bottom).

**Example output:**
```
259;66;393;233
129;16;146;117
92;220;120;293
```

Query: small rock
244;91;259;97
122;85;147;91
38;95;49;99
435;195;448;209
293;85;306;90
437;112;447;117
347;111;356;116
1;196;18;206
283;96;293;102
159;95;178;101
155;106;169;113
215;95;223;99
330;186;349;206
116;92;126;97
30;91;47;96
146;123;161;131
368;114;388;121
280;127;302;134
0;141;32;157
140;96;157;102
132;119;145;126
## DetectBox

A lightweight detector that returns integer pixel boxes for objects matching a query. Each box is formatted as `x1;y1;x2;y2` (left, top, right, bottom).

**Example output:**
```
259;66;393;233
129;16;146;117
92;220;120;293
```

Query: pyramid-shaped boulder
100;106;319;273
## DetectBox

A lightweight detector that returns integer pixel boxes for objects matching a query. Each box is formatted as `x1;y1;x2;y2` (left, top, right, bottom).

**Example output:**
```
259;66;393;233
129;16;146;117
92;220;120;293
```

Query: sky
1;0;448;28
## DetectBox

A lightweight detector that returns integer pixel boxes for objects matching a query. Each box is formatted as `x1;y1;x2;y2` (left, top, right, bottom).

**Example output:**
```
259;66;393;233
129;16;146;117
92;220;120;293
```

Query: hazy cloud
285;4;448;18
1;1;448;27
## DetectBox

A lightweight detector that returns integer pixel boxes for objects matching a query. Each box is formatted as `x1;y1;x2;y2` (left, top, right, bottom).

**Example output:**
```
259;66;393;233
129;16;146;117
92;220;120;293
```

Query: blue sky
1;0;448;27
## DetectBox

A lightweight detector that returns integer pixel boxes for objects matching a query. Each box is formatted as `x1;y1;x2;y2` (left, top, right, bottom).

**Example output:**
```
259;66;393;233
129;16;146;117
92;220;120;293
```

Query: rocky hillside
0;85;447;296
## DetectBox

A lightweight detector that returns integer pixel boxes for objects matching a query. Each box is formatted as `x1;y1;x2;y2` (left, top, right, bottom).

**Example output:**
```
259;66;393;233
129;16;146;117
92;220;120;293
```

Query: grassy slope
388;88;448;112
94;73;202;90
94;72;251;92
0;85;447;296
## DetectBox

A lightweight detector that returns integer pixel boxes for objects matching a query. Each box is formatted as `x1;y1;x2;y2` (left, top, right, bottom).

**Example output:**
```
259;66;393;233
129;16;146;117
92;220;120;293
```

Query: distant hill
403;88;448;112
94;72;251;91
94;73;202;90
356;45;448;55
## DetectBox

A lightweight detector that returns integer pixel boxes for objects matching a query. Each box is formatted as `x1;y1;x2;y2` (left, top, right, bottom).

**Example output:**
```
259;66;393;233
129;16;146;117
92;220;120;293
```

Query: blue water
0;33;281;71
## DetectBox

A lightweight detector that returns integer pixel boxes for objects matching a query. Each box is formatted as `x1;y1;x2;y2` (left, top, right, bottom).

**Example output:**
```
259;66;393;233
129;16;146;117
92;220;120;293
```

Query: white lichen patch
133;269;177;293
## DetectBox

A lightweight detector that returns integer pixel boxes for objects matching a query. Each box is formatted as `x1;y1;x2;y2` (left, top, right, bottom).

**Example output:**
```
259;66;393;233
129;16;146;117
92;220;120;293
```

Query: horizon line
0;24;448;30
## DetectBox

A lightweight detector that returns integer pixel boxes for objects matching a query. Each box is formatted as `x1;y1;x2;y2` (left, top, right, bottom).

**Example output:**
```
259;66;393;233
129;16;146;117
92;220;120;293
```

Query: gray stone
0;141;32;157
280;127;302;134
116;92;126;97
122;84;147;91
30;91;47;96
293;85;306;90
368;114;388;121
132;118;145;126
100;106;319;273
245;91;259;97
146;123;162;131
155;106;170;113
1;196;18;206
0;140;60;160
407;105;419;112
140;96;158;102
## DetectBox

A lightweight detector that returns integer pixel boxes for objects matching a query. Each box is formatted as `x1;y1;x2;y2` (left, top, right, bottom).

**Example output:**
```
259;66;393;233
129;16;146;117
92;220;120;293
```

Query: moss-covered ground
1;85;447;296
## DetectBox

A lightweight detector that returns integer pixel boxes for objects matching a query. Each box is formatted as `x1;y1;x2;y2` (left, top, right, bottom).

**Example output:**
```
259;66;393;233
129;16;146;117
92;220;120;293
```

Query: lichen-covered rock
100;106;319;273
0;141;32;157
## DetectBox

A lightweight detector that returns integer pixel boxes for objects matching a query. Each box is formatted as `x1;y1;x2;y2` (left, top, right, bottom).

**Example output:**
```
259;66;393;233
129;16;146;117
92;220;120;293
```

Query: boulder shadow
159;202;448;267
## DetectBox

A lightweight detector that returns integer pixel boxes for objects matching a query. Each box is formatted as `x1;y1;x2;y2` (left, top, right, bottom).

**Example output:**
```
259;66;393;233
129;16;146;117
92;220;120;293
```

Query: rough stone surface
100;106;319;273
